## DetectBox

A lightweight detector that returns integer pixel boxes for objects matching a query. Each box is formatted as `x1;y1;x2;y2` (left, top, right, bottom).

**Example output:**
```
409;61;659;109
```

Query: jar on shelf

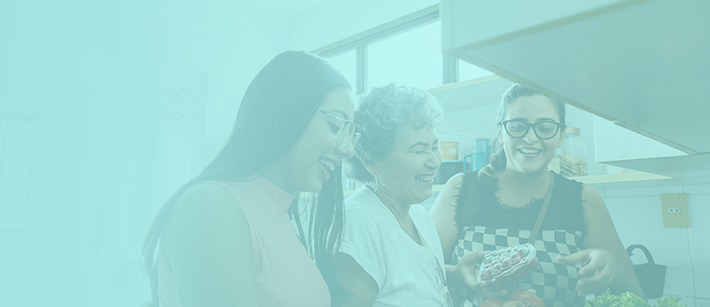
553;127;588;177
561;127;586;158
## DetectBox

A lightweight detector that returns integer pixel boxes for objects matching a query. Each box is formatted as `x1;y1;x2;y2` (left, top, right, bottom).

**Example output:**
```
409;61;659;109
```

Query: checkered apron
452;225;585;307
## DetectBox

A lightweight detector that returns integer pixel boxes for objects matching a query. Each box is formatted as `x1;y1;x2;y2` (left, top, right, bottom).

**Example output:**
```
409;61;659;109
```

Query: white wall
0;1;289;306
437;104;499;161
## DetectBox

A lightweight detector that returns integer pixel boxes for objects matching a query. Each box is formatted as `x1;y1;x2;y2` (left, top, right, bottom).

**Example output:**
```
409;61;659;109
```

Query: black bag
626;244;667;299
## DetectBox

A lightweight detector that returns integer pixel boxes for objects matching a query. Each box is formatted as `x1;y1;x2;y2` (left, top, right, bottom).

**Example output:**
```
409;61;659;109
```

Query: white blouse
339;187;452;307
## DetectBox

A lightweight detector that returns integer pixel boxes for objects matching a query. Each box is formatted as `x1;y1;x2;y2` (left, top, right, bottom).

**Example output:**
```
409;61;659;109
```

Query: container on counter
439;141;460;160
560;127;586;159
463;138;491;171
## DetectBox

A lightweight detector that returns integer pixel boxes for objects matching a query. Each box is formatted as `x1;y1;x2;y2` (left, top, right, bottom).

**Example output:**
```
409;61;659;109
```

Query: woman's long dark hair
141;50;350;306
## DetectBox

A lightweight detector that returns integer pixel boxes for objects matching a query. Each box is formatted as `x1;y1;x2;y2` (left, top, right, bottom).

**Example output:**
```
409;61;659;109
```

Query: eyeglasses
500;120;562;140
319;110;361;151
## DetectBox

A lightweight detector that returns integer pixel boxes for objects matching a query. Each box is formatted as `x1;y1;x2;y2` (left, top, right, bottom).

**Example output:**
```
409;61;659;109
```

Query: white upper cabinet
441;0;710;155
441;0;623;52
592;115;686;162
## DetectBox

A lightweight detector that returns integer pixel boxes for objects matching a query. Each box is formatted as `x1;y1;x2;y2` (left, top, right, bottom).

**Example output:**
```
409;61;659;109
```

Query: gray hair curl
348;83;443;183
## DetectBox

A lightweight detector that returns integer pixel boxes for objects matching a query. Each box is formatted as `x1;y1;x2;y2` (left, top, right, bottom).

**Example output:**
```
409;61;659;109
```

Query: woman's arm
558;185;645;298
335;253;379;307
162;182;259;307
444;251;508;299
429;173;465;263
431;174;507;299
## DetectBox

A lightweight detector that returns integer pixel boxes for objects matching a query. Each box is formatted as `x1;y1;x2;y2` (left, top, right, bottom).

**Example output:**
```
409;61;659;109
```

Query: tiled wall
437;104;499;160
594;181;710;306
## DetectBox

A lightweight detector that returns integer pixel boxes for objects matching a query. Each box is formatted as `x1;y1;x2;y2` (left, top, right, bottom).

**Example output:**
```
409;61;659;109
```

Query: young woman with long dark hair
141;50;358;307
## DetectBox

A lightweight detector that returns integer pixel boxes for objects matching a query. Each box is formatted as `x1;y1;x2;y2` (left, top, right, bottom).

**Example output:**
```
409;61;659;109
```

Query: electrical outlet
661;193;689;228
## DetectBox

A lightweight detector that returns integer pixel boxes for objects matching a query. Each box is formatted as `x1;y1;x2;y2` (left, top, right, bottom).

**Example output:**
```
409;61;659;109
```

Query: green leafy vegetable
585;289;650;307
584;289;686;307
655;295;686;307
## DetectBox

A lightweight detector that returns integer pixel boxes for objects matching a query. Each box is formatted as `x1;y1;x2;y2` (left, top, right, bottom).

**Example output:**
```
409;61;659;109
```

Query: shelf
428;75;514;112
568;172;672;185
342;172;671;196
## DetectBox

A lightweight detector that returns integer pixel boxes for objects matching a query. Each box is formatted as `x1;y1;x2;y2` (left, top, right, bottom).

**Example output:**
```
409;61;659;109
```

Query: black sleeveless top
455;171;586;234
451;171;587;307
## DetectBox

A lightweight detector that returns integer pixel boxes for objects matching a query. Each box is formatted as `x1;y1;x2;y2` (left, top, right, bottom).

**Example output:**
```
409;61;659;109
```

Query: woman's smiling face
498;94;564;174
368;123;442;205
268;87;356;192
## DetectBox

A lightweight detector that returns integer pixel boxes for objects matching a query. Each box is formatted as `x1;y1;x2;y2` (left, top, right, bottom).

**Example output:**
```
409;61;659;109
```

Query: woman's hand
556;248;620;297
454;251;508;299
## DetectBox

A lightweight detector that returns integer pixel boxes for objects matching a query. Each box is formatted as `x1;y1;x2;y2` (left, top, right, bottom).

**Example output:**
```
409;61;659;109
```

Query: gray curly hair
348;83;444;183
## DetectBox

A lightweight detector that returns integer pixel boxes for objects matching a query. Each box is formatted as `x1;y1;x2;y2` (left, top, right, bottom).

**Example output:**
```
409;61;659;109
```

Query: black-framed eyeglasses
500;120;562;140
319;110;361;151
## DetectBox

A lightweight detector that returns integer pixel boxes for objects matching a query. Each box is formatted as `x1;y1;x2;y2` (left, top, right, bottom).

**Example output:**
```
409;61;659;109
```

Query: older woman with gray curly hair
334;84;491;307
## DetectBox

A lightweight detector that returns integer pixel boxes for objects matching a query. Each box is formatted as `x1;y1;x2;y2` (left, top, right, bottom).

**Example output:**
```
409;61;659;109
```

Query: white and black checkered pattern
452;226;585;307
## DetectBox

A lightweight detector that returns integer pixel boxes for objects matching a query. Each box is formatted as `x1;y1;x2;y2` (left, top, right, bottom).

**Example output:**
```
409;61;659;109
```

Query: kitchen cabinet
440;0;710;178
593;116;686;162
590;115;709;178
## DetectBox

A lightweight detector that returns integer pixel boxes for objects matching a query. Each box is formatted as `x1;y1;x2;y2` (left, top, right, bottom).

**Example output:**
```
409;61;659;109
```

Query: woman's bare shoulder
162;182;249;263
581;184;605;210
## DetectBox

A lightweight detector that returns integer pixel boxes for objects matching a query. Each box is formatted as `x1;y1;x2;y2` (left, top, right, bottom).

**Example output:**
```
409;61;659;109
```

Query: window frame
311;5;458;94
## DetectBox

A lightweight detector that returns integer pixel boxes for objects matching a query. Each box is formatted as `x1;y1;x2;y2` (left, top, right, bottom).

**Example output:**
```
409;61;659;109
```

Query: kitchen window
313;5;481;94
367;21;443;91
326;49;357;90
458;59;495;81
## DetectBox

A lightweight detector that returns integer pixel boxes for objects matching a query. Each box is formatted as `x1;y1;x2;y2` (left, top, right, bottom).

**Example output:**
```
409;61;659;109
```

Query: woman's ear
557;129;565;148
496;123;504;144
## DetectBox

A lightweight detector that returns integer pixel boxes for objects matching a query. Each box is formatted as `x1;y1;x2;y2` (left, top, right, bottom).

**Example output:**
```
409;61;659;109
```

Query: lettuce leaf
655;296;687;307
585;289;686;307
586;289;651;307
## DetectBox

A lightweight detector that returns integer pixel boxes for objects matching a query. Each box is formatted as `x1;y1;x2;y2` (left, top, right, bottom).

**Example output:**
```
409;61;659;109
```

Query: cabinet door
592;115;685;163
441;0;623;54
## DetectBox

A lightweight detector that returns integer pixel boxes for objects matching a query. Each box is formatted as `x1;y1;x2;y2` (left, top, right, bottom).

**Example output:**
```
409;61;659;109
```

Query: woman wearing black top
430;84;644;307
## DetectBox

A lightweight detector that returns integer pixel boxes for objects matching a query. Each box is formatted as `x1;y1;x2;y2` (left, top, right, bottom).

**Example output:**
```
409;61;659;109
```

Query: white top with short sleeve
339;187;453;307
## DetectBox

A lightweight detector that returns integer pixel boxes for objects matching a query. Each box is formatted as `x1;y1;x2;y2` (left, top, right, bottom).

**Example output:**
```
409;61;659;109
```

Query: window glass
326;49;357;90
367;21;442;92
458;60;495;81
